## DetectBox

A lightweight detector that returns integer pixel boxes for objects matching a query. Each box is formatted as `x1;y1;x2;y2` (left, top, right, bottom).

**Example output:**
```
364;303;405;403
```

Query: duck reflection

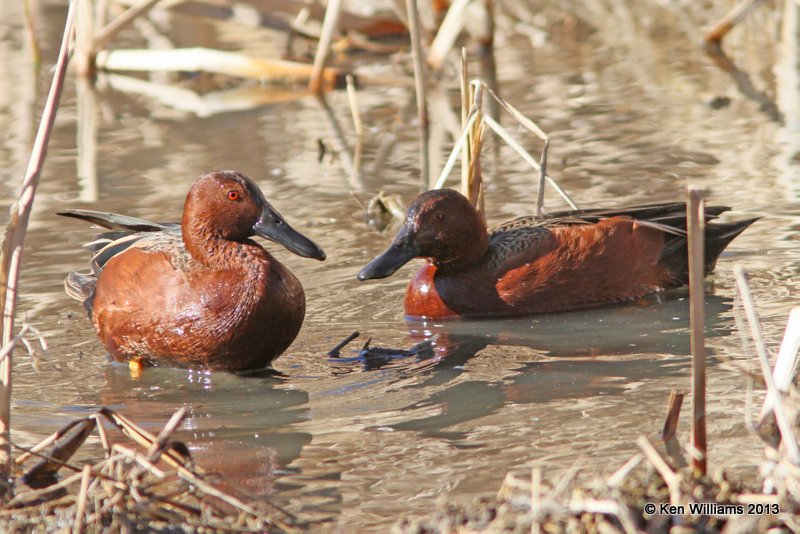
99;365;312;499
347;292;735;439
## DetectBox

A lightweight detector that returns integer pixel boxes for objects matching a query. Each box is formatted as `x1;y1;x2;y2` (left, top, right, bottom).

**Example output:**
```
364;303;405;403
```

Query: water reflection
322;292;733;444
98;365;312;497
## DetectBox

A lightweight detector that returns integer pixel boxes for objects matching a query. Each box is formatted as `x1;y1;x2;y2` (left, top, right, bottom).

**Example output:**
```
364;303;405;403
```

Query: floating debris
327;331;437;370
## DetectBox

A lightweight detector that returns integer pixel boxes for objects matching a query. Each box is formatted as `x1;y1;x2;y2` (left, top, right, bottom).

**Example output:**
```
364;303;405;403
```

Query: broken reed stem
0;324;31;365
427;0;471;71
734;266;800;463
345;75;364;183
309;0;342;95
662;389;684;442
637;435;681;505
606;453;643;488
704;0;764;43
0;0;76;479
73;464;93;534
14;418;88;465
145;407;187;463
464;80;485;221
92;0;161;51
687;186;707;475
406;0;430;190
760;307;800;422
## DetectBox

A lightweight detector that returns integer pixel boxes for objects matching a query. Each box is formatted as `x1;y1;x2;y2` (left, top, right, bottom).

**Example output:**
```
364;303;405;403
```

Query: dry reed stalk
145;407;187;463
406;0;430;189
760;307;800;422
433;79;576;212
606;453;642;488
103;73;308;117
734;266;800;463
100;408;190;470
705;0;764;42
636;435;681;506
687;186;707;475
0;324;34;365
346;74;364;183
23;0;40;68
97;48;339;87
73;464;93;534
14;418;89;465
309;0;342;95
6;470;86;507
530;466;541;534
662;389;684;442
21;417;96;484
427;0;472;71
0;0;76;479
463;79;485;221
460;49;470;188
92;414;111;457
92;0;162;51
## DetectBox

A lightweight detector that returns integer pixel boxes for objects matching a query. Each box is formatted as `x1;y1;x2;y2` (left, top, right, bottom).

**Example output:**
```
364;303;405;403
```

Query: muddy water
2;0;799;530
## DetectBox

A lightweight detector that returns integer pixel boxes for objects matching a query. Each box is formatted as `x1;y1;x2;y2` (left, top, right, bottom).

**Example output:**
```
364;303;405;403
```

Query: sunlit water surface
1;1;799;530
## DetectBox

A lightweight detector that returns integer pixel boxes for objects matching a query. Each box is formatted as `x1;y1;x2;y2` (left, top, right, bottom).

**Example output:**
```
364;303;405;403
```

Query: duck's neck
181;214;264;271
433;230;490;272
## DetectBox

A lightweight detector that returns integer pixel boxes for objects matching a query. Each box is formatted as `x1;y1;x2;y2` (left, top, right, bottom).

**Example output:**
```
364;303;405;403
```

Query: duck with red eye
358;188;758;319
60;170;326;371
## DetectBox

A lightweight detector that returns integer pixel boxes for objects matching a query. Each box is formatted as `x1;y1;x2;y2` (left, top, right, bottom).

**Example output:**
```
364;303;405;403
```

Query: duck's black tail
658;215;759;284
703;217;761;273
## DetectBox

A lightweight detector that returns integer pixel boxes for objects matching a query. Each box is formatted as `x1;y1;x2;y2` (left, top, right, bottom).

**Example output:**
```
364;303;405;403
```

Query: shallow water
2;0;800;530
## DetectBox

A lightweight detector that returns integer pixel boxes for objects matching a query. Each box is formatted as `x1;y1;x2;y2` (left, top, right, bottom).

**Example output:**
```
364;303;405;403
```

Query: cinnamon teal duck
60;170;326;371
358;189;758;319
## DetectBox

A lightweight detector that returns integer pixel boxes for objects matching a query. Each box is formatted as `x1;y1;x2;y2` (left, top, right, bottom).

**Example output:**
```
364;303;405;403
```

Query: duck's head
358;188;488;280
183;171;326;260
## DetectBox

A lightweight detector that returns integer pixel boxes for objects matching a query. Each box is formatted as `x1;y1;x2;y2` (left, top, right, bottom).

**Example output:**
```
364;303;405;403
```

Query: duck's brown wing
495;217;673;312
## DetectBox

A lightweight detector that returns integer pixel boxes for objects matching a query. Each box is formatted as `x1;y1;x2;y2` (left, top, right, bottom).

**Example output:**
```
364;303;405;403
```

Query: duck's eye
433;212;444;222
227;190;240;201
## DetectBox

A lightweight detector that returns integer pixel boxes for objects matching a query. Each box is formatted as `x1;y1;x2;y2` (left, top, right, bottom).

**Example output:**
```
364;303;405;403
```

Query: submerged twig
327;331;360;357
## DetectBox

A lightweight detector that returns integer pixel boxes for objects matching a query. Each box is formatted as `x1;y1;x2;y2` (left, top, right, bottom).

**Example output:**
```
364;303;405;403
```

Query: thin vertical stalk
406;0;430;190
309;0;342;95
346;74;363;184
460;48;470;197
0;1;77;477
687;186;707;475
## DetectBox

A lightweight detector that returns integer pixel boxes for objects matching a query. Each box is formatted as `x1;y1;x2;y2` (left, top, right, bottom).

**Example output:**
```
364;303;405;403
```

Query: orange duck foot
358;189;758;320
59;170;325;372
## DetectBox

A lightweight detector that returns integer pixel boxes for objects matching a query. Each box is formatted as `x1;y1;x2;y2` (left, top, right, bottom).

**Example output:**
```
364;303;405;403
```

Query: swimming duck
358;189;757;319
60;170;325;371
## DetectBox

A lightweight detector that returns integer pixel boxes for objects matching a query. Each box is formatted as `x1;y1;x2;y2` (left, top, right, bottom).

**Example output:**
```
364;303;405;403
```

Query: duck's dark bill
358;228;420;280
253;204;326;261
